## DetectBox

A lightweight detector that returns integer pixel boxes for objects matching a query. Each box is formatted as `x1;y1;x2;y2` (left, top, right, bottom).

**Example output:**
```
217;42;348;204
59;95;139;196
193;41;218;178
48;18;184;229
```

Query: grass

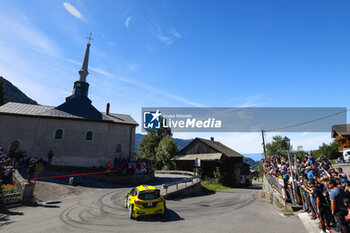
201;180;232;192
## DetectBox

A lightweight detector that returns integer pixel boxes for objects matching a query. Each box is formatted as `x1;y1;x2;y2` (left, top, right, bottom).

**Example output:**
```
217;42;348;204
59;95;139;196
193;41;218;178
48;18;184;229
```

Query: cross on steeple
86;32;93;44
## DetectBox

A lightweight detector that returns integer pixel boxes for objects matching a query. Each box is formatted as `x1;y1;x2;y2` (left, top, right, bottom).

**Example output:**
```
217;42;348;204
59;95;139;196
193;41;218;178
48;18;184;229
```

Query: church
0;39;138;167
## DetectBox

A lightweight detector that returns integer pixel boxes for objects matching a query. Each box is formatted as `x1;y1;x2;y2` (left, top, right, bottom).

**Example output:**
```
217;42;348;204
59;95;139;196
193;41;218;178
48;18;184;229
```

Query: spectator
105;160;112;176
27;159;37;183
48;150;54;165
328;178;348;233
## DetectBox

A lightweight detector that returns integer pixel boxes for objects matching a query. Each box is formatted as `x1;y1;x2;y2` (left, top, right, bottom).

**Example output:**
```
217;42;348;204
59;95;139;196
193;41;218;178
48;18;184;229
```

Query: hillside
0;76;37;105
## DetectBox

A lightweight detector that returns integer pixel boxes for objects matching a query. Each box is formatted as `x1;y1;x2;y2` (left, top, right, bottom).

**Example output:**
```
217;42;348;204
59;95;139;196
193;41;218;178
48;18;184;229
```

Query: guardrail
155;170;195;176
154;170;201;196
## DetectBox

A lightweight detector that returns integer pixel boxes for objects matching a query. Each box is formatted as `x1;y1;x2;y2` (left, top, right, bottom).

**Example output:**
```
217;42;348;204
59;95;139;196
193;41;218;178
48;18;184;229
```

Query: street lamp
283;136;296;203
283;136;290;148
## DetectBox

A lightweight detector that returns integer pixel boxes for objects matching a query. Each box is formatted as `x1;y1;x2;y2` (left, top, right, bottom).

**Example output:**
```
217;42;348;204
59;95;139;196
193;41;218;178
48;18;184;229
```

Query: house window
86;131;93;141
54;129;63;139
116;144;122;153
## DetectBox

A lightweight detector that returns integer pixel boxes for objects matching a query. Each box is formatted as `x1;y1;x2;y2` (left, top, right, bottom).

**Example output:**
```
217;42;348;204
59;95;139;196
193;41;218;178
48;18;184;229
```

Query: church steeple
66;33;93;101
78;33;92;82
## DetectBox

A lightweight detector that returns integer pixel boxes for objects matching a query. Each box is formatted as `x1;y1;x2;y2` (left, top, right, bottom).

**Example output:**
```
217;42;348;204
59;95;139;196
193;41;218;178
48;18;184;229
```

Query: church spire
78;33;93;82
66;33;93;101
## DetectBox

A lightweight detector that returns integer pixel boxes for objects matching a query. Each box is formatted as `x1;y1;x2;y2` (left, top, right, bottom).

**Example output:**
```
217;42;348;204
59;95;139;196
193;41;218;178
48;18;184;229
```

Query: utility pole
261;130;267;158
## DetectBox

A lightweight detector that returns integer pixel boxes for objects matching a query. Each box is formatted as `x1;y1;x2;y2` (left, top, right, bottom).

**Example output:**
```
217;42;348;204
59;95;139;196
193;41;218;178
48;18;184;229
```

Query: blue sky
0;0;349;160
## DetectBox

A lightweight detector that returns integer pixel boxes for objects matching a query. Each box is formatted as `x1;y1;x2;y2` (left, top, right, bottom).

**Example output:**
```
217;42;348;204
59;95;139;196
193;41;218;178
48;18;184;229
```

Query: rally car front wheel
128;204;134;219
124;197;129;208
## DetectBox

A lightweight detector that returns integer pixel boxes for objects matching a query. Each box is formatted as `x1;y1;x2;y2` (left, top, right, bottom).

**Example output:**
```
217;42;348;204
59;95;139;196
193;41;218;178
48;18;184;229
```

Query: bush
213;166;223;184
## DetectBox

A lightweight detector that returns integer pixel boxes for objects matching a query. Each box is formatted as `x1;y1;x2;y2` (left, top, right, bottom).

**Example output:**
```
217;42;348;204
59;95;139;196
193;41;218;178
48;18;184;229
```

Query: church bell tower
66;33;93;101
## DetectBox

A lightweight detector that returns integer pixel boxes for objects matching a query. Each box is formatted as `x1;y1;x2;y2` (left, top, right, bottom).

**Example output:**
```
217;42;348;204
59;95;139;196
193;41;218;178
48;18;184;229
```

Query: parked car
125;185;166;219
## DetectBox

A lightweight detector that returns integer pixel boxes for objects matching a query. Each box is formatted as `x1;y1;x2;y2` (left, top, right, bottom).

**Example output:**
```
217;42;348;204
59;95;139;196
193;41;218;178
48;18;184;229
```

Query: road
0;175;308;233
335;163;350;175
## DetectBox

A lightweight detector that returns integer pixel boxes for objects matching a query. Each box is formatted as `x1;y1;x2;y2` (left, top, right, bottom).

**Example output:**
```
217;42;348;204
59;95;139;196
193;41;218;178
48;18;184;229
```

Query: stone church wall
0;114;136;167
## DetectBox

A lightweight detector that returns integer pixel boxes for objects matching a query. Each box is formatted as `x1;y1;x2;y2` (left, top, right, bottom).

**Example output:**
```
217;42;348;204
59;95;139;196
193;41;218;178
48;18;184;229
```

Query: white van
343;148;350;162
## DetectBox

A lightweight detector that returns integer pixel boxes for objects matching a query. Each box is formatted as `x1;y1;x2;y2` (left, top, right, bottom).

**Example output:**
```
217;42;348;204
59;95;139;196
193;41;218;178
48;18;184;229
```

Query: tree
137;117;173;161
294;145;308;162
154;137;178;170
0;80;6;106
313;139;341;160
265;135;292;158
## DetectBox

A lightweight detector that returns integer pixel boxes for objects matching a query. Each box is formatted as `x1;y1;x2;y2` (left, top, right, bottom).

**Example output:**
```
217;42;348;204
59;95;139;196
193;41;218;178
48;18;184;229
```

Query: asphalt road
1;176;308;233
335;163;350;175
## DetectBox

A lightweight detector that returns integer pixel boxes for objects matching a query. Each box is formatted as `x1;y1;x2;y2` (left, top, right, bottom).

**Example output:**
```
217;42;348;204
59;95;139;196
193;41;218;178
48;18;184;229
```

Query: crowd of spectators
0;146;45;186
112;157;152;176
263;153;350;233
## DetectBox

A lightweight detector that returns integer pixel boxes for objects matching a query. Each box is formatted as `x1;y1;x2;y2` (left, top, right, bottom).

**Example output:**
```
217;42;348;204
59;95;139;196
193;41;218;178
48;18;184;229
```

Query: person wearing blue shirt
327;179;348;233
307;170;314;180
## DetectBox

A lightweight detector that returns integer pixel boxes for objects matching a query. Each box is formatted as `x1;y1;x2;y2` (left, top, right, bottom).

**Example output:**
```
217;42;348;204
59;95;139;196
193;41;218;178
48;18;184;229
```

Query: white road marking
298;212;320;233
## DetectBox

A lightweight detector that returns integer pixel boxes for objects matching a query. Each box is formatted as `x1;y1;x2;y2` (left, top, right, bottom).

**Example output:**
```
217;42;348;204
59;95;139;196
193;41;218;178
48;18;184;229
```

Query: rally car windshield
138;191;160;200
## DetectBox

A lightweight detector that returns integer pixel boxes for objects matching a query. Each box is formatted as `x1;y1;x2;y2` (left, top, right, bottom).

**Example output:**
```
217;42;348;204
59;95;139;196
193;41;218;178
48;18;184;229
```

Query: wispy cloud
0;5;60;57
125;16;132;28
169;29;182;39
67;59;203;107
155;25;183;45
107;41;116;47
63;2;84;21
233;94;271;107
140;16;181;45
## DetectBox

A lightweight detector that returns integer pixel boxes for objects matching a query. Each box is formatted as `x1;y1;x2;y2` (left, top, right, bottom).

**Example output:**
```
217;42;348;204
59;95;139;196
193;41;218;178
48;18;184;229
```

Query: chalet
173;137;250;186
332;124;350;150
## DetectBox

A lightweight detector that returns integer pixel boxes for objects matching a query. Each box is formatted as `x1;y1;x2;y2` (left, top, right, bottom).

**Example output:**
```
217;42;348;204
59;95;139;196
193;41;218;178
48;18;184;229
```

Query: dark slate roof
173;153;223;161
332;124;350;138
196;138;243;158
0;102;138;125
55;95;102;120
178;137;243;158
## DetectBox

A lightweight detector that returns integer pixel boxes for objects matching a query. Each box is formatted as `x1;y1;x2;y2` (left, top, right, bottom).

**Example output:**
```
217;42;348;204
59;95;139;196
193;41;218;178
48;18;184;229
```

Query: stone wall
262;174;286;208
0;170;34;207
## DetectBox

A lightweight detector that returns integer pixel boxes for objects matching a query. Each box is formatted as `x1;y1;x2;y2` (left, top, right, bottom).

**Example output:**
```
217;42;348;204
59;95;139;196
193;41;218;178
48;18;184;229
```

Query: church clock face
76;83;81;87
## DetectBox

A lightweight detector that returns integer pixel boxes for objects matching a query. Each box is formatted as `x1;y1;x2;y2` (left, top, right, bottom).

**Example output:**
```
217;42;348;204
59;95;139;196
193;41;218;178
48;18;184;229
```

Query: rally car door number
148;202;152;207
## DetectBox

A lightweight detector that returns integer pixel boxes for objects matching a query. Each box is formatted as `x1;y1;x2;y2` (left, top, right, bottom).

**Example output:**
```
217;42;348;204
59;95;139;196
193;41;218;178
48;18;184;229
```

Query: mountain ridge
0;76;37;105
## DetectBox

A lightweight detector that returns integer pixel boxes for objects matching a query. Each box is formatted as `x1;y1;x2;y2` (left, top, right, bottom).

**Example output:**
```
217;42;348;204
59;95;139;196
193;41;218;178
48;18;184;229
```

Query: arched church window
86;131;93;141
116;144;122;153
55;129;63;139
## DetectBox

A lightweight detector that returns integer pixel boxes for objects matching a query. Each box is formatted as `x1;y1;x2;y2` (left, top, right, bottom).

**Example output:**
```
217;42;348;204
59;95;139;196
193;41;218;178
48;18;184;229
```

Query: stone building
0;41;138;167
173;137;250;185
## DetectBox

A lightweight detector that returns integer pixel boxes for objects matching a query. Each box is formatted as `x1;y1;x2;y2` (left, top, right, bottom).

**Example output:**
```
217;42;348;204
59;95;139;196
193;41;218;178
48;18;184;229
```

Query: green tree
313;139;341;160
137;117;172;161
154;136;178;170
294;145;307;162
265;135;292;158
0;80;7;106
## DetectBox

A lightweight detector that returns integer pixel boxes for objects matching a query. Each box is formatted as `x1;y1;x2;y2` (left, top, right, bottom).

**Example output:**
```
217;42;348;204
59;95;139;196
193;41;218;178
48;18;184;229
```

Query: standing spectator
47;150;54;165
313;178;331;233
328;179;348;233
27;160;37;183
106;160;111;176
338;168;348;179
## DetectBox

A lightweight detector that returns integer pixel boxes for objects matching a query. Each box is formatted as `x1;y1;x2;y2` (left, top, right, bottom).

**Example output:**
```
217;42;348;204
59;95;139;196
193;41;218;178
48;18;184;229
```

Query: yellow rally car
125;185;166;219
